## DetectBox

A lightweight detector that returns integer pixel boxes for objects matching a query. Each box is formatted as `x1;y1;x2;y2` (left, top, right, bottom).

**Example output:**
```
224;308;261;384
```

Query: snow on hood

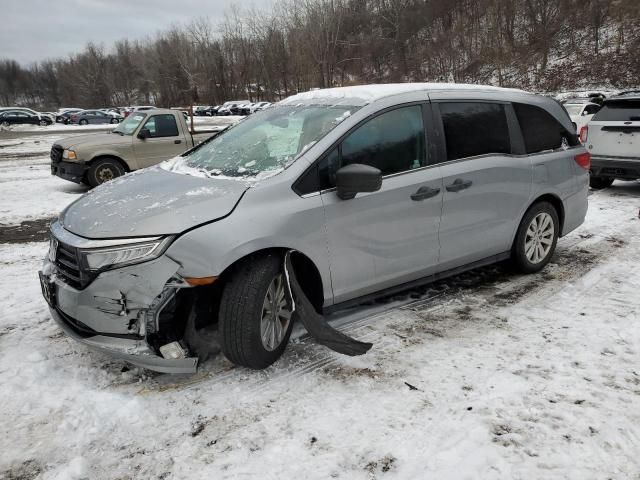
60;167;249;238
160;155;285;182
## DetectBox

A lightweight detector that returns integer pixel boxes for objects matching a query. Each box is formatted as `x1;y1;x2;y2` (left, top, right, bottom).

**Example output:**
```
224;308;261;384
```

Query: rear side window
514;103;573;153
592;100;640;121
439;102;510;160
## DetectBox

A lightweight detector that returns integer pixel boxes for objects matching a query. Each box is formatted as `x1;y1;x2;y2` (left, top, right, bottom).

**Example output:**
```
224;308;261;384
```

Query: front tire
219;254;294;369
110;117;119;124
39;119;49;126
87;158;125;187
511;202;559;274
589;175;614;189
79;119;88;125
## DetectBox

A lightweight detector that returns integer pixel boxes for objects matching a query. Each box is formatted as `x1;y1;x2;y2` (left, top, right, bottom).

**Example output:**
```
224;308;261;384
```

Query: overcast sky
2;0;274;65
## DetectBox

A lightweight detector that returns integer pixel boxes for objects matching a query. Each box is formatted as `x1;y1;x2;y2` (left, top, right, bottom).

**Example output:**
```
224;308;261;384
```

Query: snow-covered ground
0;156;87;225
1;132;640;479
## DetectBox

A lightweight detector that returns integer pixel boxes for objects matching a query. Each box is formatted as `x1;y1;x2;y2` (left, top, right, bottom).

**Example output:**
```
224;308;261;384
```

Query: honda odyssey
39;83;589;373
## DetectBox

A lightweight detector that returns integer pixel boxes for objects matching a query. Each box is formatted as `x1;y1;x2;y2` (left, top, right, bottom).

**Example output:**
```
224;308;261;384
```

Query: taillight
579;125;588;143
574;152;591;170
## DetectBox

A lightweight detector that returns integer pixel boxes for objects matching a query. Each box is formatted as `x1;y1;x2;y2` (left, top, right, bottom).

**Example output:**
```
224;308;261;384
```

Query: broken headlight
80;237;173;271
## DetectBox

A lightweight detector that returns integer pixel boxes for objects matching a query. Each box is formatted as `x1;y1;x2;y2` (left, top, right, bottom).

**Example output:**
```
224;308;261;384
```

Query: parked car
217;100;250;115
69;110;121;125
231;102;251;115
0;107;54;122
56;108;83;123
207;105;221;116
39;83;588;373
50;109;218;187
0;109;52;127
193;106;210;116
238;103;255;115
564;102;600;132
584;92;640;188
251;101;271;113
99;108;123;118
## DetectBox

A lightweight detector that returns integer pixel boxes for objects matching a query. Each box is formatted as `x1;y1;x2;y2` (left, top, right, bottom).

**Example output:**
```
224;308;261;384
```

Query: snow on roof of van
280;83;526;105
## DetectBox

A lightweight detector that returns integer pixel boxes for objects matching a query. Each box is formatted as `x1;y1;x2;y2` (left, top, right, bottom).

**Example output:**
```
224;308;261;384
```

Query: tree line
1;0;638;110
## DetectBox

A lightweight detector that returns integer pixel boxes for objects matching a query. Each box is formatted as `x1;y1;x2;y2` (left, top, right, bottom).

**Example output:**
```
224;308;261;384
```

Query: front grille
54;240;95;289
51;145;63;163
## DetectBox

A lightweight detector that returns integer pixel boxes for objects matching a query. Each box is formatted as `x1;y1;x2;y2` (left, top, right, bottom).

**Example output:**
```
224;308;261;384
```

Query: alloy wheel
524;212;554;264
260;274;292;351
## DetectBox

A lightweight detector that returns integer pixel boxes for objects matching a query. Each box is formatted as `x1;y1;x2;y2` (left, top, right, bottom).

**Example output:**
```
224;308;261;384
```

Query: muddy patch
0;217;55;243
0;459;43;479
322;364;382;381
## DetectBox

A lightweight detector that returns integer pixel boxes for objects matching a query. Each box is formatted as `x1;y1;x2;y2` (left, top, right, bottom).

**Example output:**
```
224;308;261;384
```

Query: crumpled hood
54;132;131;149
60;168;248;238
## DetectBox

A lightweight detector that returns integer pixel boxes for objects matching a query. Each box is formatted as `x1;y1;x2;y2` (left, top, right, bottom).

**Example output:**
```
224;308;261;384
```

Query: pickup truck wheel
79;119;88;125
87;158;125;187
219;254;294;369
511;201;559;274
589;176;614;189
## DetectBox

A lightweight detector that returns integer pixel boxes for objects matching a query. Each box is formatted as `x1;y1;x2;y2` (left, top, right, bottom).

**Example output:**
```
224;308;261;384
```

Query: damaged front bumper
49;306;198;373
40;238;200;374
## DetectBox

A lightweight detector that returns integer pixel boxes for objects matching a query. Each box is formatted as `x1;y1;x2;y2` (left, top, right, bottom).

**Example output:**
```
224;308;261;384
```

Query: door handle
445;178;473;192
174;139;182;144
410;186;441;201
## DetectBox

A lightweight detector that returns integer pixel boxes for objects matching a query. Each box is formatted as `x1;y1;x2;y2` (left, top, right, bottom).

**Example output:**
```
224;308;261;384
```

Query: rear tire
79;119;88;125
39;120;49;126
219;253;294;369
589;175;614;189
87;158;125;187
110;118;119;124
511;201;559;274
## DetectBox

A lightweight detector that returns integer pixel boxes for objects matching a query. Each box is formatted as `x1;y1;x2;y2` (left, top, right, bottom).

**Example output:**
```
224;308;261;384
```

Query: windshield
164;104;359;180
564;105;582;116
113;113;146;135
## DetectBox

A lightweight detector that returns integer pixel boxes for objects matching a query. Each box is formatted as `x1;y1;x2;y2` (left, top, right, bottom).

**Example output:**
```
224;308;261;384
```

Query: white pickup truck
50;109;226;187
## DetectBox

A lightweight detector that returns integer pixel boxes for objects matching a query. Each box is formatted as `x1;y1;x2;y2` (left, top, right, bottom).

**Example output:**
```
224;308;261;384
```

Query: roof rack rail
615;89;640;96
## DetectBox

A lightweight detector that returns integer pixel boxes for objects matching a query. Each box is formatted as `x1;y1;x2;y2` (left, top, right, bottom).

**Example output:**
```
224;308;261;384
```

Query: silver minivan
39;83;589;373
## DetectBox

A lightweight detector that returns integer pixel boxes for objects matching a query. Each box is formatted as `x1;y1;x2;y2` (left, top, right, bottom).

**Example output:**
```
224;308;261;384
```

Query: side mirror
336;163;382;200
137;128;151;139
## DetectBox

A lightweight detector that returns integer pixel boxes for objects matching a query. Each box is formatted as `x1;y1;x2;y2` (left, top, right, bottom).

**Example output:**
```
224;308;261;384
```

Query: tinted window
439;102;510;160
143;114;179;137
584;104;600;115
514;103;572;153
341;105;425;175
592;100;640;121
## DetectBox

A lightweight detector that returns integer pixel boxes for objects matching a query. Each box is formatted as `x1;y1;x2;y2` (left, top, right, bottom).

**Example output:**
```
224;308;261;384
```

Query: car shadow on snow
607;180;640;197
55;182;89;194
